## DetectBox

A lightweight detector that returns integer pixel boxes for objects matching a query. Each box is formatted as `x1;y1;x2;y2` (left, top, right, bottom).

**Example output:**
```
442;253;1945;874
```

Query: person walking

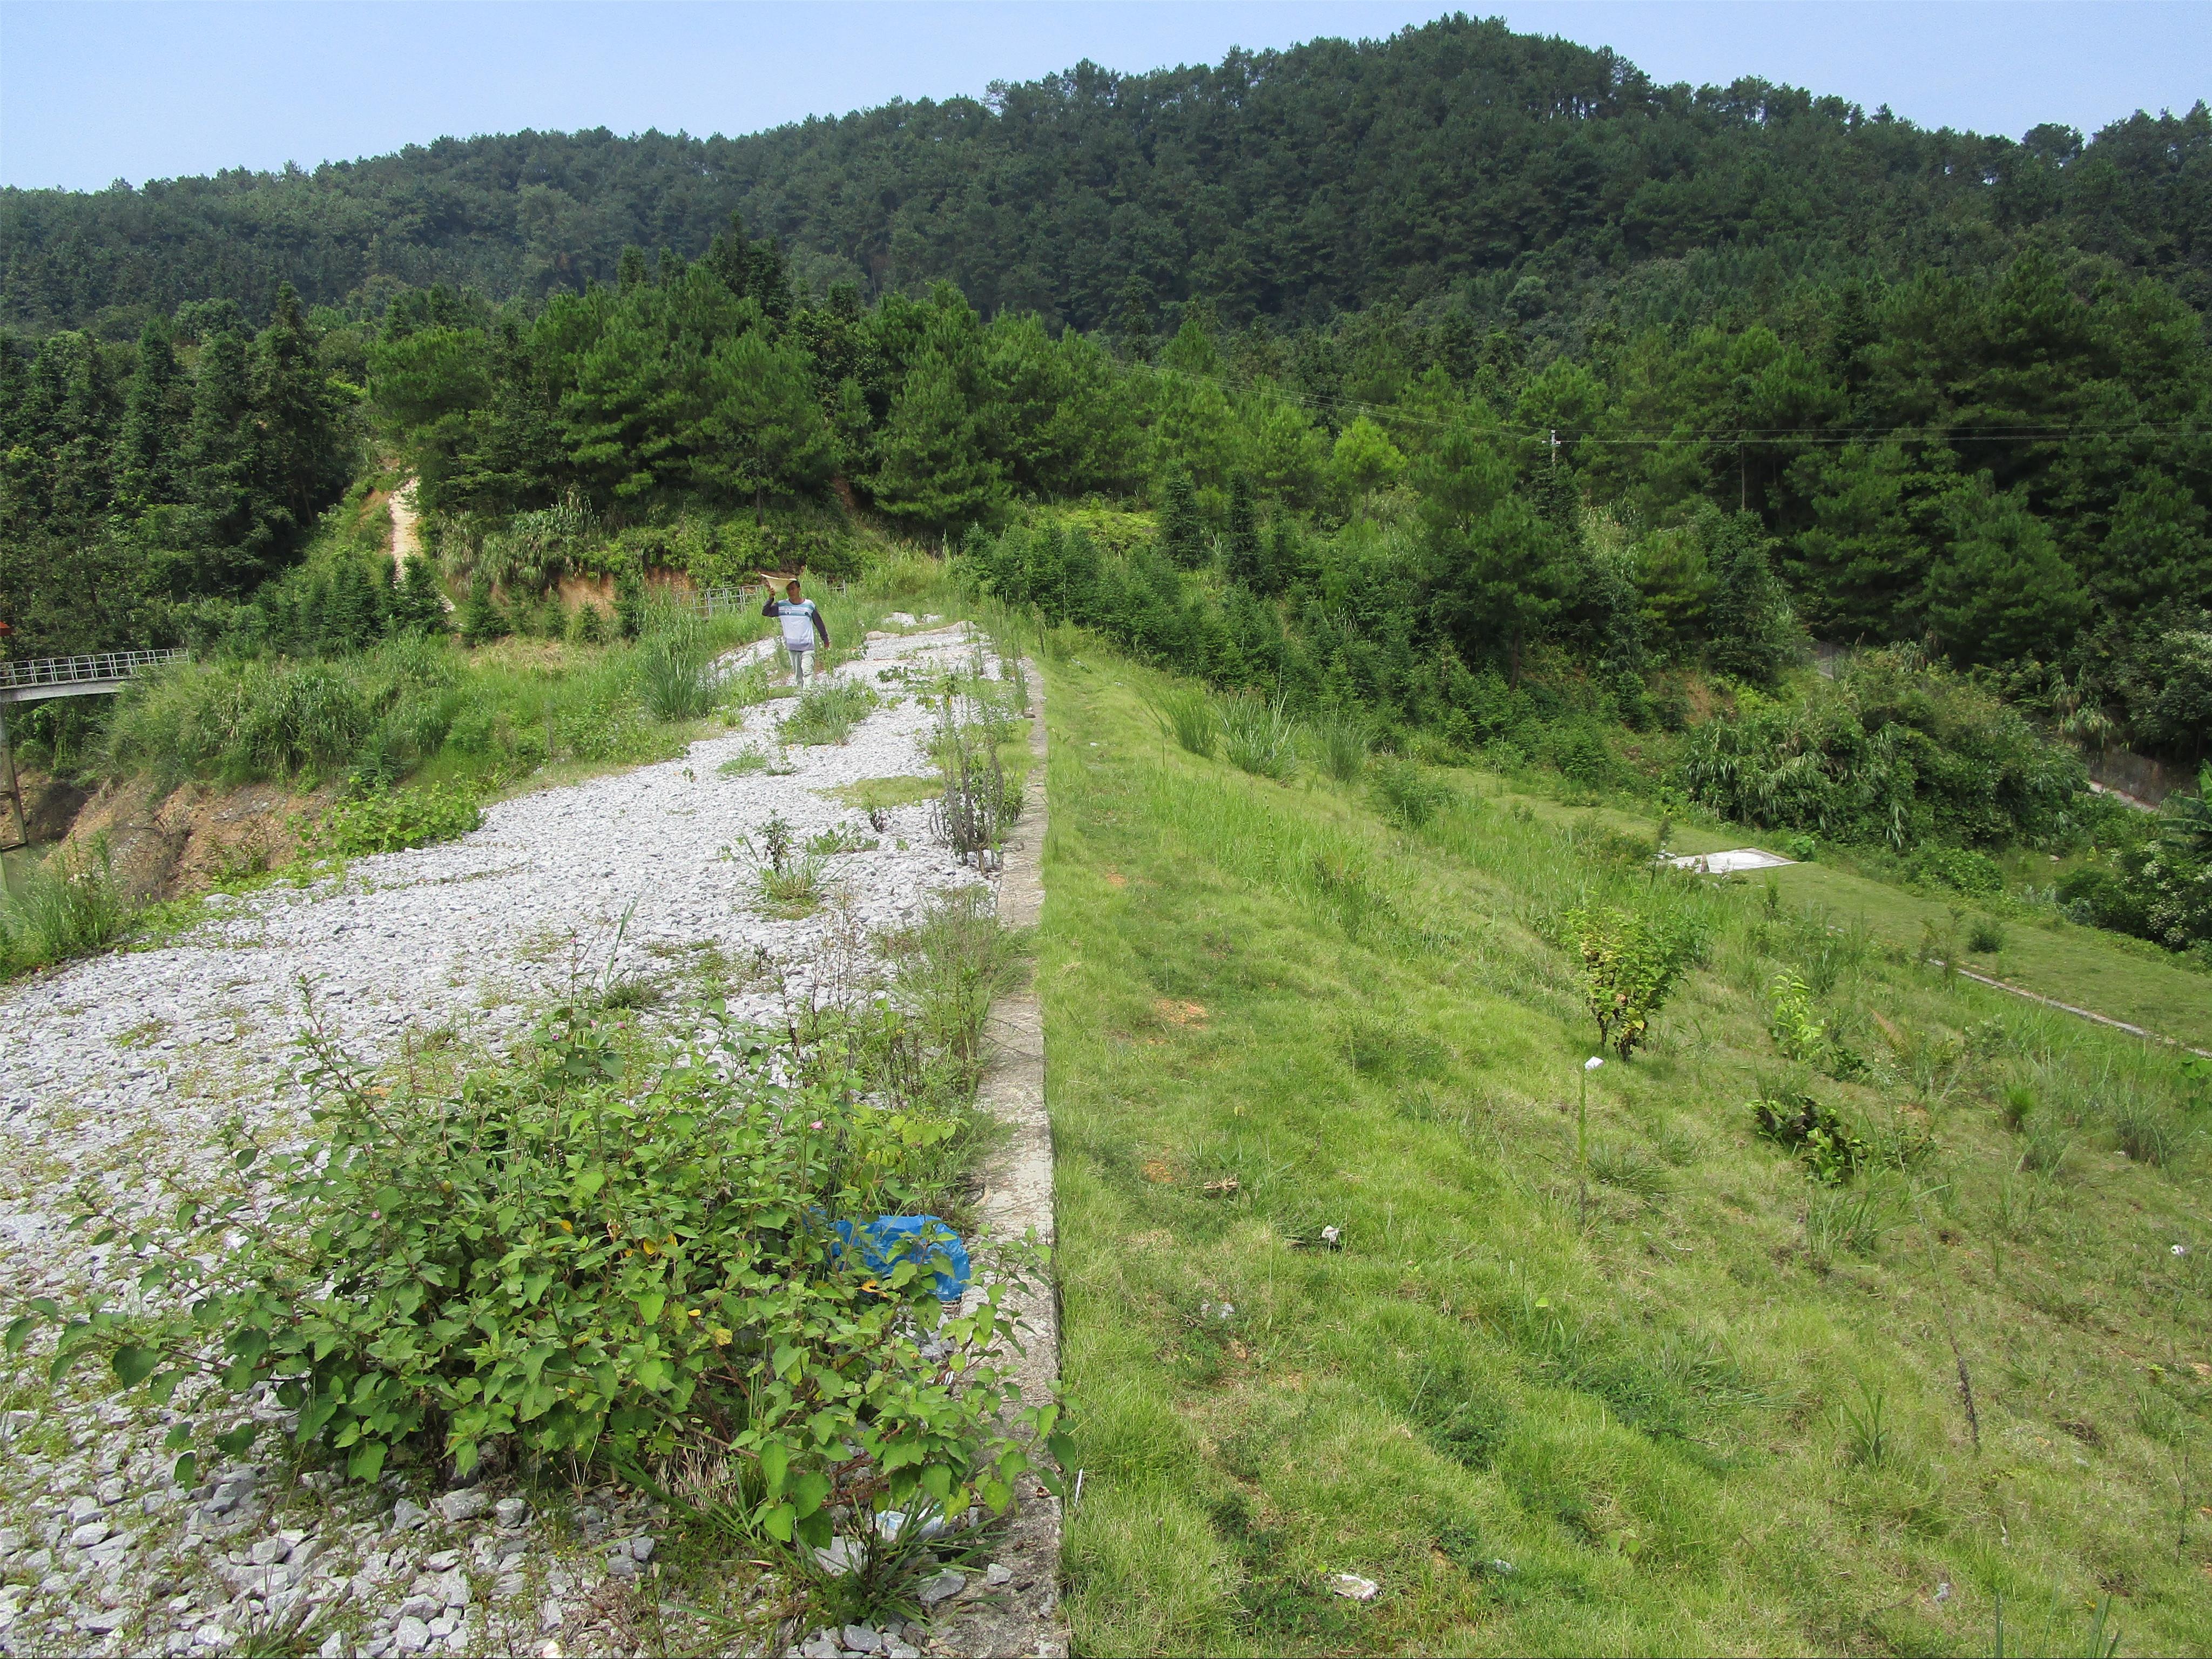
761;576;830;687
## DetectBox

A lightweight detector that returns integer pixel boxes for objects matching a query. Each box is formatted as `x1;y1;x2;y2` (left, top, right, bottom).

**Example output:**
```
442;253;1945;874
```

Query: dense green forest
5;14;2209;339
1;15;2209;960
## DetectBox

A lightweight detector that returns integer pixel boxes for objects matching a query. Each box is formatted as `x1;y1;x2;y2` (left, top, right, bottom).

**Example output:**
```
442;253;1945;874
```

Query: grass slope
1535;799;2212;1058
1042;654;2212;1657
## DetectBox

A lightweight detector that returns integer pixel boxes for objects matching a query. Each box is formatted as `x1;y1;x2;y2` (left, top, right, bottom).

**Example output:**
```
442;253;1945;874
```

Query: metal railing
685;584;759;620
0;647;190;691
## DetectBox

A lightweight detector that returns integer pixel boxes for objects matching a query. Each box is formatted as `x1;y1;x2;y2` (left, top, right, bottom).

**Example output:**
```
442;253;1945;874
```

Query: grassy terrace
1041;653;2212;1656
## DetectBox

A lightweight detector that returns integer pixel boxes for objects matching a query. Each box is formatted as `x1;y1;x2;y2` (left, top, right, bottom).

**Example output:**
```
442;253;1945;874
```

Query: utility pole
1549;428;1559;470
0;702;26;853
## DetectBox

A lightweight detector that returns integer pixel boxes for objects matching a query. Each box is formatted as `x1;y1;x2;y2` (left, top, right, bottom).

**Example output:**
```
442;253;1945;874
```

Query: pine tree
613;567;645;639
116;320;184;509
1586;554;1649;724
255;282;343;538
396;555;449;636
295;575;329;656
460;575;506;646
323;563;367;652
870;353;1002;534
1706;509;1797;685
1225;474;1262;588
1258;517;1304;596
700;328;835;512
1535;462;1582;544
184;329;270;590
1160;472;1204;568
566;599;609;646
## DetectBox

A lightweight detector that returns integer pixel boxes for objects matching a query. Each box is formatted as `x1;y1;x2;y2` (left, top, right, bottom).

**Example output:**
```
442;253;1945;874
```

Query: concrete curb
932;659;1065;1658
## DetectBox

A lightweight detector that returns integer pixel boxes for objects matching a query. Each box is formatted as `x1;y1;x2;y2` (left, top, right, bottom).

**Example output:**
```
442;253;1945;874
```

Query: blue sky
2;2;2206;192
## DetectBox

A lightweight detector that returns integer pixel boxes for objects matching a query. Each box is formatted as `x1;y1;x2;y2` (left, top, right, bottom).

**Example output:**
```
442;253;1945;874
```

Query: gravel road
0;624;1003;1658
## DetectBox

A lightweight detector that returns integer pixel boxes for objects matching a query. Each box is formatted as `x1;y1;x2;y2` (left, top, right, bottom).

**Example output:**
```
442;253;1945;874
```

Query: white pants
786;643;814;686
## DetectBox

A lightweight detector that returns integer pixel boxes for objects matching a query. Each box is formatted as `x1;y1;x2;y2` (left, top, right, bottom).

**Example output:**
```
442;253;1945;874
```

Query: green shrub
300;785;483;859
1767;970;1827;1061
1564;905;1698;1058
1908;846;2005;898
1677;647;2086;849
1754;1092;1870;1184
2060;775;2212;956
31;1006;1060;1550
1370;757;1453;830
1967;916;2007;953
1217;693;1297;781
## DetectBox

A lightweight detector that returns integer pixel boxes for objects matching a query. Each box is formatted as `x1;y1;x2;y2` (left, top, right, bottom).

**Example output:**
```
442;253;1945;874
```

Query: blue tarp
831;1214;971;1303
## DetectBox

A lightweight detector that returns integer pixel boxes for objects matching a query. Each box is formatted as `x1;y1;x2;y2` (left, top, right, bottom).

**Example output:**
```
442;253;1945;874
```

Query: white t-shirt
772;600;820;650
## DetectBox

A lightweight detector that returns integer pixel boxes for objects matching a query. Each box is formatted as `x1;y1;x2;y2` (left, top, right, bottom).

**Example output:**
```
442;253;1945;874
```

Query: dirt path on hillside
388;478;419;581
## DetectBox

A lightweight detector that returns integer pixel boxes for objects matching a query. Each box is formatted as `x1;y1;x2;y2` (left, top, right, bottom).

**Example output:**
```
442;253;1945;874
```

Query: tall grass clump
1148;685;1216;759
106;657;370;783
0;840;136;977
105;631;739;799
880;886;1033;1094
1311;713;1371;784
635;634;721;723
1217;693;1298;781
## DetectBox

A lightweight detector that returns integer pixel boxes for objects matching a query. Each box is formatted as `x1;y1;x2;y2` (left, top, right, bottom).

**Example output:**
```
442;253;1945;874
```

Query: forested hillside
4;14;2209;339
3;15;2209;965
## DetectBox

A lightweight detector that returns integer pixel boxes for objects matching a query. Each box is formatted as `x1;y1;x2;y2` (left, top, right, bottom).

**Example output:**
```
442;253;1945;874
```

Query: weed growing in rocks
738;811;828;916
298;783;482;859
928;688;1022;862
23;1001;1061;1579
780;683;879;747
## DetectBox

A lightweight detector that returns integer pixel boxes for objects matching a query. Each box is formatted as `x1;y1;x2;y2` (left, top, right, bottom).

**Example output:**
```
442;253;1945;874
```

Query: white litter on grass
1330;1573;1380;1602
1660;847;1796;874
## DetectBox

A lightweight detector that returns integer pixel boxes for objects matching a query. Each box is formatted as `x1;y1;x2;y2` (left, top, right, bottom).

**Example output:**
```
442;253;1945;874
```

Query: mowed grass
1043;655;2212;1657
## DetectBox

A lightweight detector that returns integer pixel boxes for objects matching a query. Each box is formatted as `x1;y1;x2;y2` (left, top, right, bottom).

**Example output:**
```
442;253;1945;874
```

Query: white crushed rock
0;626;1007;1658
